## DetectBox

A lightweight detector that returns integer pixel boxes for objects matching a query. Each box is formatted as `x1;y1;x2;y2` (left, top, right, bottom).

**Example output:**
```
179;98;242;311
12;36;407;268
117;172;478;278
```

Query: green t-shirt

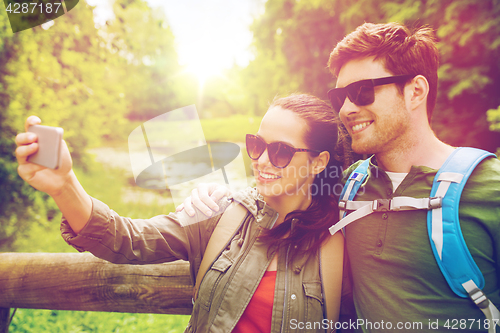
341;155;500;333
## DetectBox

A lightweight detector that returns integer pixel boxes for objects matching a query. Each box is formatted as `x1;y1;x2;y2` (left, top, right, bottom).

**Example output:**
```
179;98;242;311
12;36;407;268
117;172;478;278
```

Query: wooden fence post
0;253;193;315
0;308;10;333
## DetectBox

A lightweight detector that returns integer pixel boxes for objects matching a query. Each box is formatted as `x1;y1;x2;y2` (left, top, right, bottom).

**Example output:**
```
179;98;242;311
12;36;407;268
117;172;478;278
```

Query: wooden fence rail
0;253;193;333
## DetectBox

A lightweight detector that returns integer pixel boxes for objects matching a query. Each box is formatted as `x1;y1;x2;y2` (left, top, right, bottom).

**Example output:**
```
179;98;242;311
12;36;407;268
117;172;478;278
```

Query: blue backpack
329;147;499;331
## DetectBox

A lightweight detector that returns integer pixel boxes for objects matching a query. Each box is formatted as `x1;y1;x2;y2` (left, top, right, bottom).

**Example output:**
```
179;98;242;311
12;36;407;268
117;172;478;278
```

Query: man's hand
176;183;231;217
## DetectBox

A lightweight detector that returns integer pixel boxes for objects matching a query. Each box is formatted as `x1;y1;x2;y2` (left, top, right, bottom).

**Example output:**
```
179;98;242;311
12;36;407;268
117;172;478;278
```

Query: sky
86;0;265;80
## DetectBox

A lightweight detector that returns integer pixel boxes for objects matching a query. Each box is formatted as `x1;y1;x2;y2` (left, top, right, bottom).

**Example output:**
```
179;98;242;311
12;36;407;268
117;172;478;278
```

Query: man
183;22;500;332
325;22;500;332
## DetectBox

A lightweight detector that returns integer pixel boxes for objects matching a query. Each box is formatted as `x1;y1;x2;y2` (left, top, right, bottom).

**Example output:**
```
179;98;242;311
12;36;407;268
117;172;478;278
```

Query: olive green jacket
61;187;329;332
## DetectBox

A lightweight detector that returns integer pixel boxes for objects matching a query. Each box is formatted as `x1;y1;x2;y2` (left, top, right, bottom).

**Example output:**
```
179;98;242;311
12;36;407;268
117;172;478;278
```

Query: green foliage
0;133;37;250
429;0;500;151
0;0;183;250
239;0;348;115
105;0;187;121
0;120;61;251
243;0;500;150
1;3;129;159
487;105;500;132
487;105;500;155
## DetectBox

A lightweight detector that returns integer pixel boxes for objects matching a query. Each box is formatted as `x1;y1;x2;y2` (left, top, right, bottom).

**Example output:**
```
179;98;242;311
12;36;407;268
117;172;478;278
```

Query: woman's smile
257;170;281;183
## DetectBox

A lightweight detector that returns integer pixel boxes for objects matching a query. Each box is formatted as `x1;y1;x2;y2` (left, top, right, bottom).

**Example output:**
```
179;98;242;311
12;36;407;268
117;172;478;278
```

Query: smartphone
27;125;64;169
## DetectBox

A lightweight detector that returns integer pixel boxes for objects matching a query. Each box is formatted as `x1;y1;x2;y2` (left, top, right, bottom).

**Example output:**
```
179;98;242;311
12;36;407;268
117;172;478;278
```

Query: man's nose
339;96;361;117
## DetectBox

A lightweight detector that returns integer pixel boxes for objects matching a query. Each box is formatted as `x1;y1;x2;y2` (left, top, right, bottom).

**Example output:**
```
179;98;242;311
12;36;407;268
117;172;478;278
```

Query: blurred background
1;0;499;331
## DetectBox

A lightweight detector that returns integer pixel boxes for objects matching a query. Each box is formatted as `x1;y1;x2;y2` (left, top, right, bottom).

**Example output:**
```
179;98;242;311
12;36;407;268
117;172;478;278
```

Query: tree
0;0;182;250
105;0;185;121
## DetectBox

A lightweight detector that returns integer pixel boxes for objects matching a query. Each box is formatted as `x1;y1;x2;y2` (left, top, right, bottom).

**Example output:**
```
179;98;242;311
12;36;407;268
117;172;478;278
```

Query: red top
232;270;277;333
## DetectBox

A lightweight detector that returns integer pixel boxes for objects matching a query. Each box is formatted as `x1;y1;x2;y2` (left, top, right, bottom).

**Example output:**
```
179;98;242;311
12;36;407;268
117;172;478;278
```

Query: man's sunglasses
246;134;321;168
327;75;414;112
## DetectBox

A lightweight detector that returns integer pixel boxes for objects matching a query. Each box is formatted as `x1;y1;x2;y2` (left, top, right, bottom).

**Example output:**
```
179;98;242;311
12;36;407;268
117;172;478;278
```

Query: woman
15;94;348;332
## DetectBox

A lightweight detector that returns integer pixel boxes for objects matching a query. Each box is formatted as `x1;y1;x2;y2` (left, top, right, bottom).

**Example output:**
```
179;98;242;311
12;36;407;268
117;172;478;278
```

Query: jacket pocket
197;252;233;311
303;281;324;324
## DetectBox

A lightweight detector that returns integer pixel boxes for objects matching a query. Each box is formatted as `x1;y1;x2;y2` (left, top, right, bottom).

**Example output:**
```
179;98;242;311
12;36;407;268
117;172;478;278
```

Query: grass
201;115;262;142
10;309;190;333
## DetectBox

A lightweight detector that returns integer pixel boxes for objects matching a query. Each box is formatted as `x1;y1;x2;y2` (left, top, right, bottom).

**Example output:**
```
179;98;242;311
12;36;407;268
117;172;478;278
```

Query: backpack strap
462;280;500;332
320;232;344;331
330;157;436;235
193;201;248;302
330;147;499;328
427;147;499;331
338;158;371;219
331;158;371;237
427;147;495;296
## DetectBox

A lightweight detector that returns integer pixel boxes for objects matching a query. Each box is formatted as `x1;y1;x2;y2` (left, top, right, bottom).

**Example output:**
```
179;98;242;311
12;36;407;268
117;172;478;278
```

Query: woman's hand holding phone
15;116;92;234
15;116;73;196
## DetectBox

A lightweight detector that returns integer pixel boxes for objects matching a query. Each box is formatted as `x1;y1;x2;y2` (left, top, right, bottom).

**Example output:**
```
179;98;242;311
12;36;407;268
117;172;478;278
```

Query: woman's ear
311;151;330;175
407;75;429;111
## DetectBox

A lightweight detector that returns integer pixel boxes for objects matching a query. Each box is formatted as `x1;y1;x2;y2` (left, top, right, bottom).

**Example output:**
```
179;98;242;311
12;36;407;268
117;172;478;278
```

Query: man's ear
312;151;330;175
407;75;429;111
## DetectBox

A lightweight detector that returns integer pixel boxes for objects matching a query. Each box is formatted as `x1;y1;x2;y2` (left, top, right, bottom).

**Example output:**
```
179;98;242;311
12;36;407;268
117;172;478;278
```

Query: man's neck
375;128;455;173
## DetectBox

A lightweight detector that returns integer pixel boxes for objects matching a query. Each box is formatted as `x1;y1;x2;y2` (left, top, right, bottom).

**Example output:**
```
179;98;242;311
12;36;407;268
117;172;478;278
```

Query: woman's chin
256;181;283;198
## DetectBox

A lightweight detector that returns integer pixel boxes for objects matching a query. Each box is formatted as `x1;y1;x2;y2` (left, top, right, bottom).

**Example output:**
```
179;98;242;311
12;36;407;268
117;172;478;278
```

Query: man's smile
349;121;374;134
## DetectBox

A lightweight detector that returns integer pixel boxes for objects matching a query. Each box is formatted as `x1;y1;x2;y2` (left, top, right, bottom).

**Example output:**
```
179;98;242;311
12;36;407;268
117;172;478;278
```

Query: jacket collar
230;187;279;229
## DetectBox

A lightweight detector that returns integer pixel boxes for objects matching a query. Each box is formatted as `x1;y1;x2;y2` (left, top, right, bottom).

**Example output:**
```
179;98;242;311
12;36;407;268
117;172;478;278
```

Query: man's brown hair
328;22;439;121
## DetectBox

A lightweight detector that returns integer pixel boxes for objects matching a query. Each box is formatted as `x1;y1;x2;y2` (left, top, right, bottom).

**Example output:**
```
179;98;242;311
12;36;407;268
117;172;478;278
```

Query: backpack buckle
466;287;490;309
372;199;391;212
429;196;442;209
338;200;347;210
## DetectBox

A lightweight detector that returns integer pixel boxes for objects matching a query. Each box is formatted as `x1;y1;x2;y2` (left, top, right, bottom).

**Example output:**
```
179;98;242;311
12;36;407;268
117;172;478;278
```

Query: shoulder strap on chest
320;233;344;331
329;158;371;236
193;202;248;301
338;158;371;218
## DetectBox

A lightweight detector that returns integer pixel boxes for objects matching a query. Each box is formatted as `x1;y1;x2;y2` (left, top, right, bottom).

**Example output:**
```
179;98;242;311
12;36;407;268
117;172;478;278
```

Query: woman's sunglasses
327;75;414;112
246;134;321;168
